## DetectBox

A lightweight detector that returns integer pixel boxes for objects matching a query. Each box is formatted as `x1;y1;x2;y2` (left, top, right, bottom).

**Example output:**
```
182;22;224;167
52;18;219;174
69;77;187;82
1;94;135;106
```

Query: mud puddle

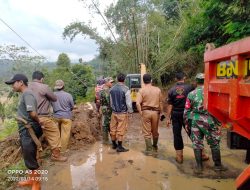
41;113;247;190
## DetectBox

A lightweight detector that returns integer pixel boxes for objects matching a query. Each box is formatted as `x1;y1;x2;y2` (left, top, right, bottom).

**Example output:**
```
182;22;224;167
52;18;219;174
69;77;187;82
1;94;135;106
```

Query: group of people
5;71;74;189
138;72;227;173
5;70;227;189
97;72;227;174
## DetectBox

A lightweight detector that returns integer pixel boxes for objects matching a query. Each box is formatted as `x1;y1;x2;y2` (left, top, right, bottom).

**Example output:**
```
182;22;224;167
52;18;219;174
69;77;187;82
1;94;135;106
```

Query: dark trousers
171;111;185;150
19;124;42;170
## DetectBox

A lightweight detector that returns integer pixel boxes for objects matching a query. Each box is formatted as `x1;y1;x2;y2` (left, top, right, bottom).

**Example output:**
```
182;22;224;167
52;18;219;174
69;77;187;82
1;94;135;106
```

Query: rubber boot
152;138;158;152
51;148;68;162
116;141;129;152
194;149;203;174
202;149;209;161
112;140;118;149
143;138;153;156
176;150;183;164
211;149;227;171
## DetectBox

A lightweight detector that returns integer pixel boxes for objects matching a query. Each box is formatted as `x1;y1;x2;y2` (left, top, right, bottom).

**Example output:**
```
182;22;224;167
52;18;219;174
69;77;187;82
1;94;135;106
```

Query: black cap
5;74;28;85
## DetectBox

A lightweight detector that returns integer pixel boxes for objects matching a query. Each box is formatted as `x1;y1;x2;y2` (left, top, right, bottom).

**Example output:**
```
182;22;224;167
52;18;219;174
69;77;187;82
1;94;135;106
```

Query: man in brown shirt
29;71;67;162
136;74;163;155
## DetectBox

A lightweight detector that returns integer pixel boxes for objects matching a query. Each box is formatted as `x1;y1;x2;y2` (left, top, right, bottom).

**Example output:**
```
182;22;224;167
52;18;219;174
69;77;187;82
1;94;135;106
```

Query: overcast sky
0;0;117;62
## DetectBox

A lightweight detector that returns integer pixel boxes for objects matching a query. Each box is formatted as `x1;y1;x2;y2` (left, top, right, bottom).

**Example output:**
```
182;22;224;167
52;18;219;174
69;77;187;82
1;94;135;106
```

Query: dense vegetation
63;0;250;84
0;0;249;125
44;53;95;102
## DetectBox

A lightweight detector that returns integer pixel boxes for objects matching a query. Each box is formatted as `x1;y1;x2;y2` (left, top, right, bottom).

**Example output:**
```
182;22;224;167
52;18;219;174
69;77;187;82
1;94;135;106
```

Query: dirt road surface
39;113;246;190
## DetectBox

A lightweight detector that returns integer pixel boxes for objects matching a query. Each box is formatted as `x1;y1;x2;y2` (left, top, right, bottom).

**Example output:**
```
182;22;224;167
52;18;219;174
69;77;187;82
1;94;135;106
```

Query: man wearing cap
52;80;74;152
110;73;133;152
136;74;163;155
5;74;42;189
99;77;114;144
29;71;67;162
184;73;226;174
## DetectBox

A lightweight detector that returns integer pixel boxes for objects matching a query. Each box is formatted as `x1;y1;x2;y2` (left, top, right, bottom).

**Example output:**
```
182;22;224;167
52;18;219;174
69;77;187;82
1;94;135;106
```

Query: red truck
204;37;250;190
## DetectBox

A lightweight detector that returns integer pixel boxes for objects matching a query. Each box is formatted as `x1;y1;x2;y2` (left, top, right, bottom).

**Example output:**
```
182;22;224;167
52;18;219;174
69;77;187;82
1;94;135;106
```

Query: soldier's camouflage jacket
99;85;112;124
184;86;221;126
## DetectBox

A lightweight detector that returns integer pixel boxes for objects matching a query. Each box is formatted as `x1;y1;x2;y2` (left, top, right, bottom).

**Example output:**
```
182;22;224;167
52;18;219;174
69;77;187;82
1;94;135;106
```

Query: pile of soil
0;102;101;169
0;134;21;169
70;103;101;149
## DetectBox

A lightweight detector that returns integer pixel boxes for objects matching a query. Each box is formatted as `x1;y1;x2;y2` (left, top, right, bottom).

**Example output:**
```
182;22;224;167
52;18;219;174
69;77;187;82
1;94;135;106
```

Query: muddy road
41;113;246;190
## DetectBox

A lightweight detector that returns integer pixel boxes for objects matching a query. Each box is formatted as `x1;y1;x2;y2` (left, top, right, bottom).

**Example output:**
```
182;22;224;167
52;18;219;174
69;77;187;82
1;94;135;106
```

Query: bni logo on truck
216;58;250;79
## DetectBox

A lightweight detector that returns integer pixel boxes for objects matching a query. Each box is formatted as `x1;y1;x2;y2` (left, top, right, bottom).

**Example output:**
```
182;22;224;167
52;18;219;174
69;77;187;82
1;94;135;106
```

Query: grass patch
0;119;18;141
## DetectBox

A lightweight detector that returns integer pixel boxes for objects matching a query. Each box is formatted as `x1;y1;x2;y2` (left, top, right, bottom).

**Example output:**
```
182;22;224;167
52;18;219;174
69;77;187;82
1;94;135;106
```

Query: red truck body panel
204;37;250;140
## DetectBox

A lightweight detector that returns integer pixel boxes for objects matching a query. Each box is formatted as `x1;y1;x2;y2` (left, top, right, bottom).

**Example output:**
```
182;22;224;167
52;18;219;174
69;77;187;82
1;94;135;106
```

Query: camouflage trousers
190;119;221;149
102;109;112;133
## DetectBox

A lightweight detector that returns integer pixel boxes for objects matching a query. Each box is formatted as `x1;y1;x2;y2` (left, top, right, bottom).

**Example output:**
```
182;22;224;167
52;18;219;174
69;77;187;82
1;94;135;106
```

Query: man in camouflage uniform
95;79;105;113
184;73;227;173
99;77;114;143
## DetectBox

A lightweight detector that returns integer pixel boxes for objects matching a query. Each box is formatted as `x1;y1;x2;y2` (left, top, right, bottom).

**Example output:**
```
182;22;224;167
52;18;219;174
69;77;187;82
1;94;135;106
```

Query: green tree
45;61;95;101
67;64;94;100
151;0;250;83
56;53;71;68
63;22;120;76
63;0;250;85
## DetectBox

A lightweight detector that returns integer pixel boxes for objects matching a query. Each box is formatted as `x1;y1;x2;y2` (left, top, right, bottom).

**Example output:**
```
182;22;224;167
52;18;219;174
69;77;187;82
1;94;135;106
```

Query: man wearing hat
5;74;42;189
29;71;67;162
52;80;74;152
99;77;114;143
184;73;227;174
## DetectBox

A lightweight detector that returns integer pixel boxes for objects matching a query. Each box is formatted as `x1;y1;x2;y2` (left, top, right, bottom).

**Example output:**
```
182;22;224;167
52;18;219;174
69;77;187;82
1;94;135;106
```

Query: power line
0;17;44;57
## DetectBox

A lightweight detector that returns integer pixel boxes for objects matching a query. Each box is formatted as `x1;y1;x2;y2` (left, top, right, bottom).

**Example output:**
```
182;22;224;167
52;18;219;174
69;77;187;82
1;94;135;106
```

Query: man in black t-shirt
5;74;42;189
166;72;193;163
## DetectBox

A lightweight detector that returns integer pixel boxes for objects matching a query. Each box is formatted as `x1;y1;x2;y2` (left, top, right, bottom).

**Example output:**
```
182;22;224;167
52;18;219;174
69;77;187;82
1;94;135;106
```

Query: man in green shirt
99;77;114;144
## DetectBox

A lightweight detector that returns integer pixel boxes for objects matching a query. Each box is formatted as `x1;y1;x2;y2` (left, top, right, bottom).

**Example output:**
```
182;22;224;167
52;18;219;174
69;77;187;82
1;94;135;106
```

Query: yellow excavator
125;64;146;111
